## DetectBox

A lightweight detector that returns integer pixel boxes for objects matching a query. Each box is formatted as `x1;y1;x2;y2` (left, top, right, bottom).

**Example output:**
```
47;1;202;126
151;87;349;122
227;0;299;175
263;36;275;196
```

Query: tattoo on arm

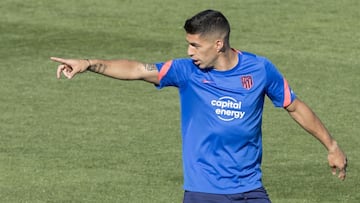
143;63;157;72
88;63;107;74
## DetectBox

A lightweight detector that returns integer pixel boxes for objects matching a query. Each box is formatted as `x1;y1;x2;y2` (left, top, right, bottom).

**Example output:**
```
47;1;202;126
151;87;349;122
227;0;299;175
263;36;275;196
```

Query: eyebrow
186;40;201;47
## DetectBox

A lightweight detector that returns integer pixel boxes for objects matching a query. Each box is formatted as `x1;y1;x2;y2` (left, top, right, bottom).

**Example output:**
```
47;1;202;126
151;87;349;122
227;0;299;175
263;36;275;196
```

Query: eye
190;43;200;48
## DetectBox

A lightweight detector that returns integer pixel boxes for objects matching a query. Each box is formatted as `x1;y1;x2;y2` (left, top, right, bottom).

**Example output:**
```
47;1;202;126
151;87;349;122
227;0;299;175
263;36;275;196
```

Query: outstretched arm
285;98;347;180
50;57;159;85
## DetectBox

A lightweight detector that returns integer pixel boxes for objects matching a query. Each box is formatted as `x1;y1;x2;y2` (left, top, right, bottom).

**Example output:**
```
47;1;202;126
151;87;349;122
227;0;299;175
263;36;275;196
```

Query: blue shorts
183;187;271;203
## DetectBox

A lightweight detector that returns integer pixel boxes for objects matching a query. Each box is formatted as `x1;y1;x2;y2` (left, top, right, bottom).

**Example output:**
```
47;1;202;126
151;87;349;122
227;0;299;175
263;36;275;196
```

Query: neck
213;48;239;71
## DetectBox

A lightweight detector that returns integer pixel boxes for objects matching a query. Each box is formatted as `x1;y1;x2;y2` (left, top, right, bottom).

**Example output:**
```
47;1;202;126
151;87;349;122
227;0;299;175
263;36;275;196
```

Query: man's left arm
285;98;347;180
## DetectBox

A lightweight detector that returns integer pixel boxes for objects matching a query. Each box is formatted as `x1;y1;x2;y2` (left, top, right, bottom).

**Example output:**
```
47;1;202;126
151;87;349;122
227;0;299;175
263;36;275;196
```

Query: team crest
241;75;253;90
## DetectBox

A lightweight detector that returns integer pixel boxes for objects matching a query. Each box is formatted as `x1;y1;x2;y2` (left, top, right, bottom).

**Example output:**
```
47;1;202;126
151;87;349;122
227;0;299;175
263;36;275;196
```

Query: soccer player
51;9;347;203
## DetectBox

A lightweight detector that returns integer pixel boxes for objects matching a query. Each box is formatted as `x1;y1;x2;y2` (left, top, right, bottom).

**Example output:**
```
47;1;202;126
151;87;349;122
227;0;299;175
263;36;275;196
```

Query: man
51;9;347;203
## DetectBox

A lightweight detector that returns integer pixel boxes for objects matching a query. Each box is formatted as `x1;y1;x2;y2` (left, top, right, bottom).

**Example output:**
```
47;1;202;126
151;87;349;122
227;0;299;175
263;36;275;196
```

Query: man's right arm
50;57;160;85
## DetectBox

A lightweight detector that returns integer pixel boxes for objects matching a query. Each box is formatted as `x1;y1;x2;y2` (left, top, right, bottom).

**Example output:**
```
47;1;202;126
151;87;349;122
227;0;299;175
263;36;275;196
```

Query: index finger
339;158;348;180
50;57;68;64
338;168;346;180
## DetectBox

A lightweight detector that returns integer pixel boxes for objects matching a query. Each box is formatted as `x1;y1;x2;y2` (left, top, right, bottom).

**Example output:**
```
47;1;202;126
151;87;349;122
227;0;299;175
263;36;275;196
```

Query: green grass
1;0;359;202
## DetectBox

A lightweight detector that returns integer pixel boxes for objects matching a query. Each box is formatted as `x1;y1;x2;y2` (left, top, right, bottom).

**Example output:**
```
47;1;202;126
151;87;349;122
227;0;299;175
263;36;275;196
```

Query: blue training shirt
155;50;296;194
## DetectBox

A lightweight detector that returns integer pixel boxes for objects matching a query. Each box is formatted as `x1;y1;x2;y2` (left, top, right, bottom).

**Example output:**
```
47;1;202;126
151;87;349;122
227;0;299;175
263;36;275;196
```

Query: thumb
331;166;337;175
67;69;78;79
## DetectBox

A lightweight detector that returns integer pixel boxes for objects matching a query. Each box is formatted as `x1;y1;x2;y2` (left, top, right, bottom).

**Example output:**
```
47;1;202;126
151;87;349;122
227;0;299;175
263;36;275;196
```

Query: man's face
186;33;220;69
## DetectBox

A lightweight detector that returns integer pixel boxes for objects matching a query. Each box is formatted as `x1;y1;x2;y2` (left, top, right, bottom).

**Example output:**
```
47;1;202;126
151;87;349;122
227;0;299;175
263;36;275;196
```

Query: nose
187;45;194;57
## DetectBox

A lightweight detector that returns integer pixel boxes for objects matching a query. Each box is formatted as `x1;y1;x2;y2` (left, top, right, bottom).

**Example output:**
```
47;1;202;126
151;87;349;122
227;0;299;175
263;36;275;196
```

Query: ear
215;39;225;53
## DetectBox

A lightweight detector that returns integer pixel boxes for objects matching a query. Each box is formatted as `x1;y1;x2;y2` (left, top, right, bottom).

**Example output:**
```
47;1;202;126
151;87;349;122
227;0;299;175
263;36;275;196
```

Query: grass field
1;0;359;202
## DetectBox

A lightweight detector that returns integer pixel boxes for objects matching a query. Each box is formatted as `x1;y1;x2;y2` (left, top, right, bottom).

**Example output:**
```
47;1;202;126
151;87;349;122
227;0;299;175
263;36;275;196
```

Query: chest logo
211;96;245;122
241;75;253;90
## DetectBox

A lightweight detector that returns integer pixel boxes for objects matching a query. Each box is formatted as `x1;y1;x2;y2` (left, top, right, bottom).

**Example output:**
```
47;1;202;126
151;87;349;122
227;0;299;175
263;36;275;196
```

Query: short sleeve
264;59;296;107
155;58;193;89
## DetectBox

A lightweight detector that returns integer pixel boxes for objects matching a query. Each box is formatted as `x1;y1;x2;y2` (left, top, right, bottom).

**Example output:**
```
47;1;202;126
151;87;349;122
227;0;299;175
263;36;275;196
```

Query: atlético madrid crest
241;75;253;90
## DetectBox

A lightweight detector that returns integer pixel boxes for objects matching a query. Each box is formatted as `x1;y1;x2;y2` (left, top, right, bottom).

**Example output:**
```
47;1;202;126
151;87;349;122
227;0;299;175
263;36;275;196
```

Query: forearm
286;99;336;151
86;59;144;80
51;56;159;82
287;98;347;180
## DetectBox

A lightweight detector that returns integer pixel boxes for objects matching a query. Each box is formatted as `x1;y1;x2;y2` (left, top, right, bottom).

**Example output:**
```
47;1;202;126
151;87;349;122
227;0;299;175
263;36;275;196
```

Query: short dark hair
184;9;230;42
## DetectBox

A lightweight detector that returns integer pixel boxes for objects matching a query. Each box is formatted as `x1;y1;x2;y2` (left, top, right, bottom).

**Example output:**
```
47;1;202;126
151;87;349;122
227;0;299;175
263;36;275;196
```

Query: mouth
192;59;200;66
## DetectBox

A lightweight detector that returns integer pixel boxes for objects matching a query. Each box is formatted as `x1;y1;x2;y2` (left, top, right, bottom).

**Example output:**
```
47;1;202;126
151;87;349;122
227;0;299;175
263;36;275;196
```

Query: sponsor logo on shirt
202;79;213;84
211;96;245;121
